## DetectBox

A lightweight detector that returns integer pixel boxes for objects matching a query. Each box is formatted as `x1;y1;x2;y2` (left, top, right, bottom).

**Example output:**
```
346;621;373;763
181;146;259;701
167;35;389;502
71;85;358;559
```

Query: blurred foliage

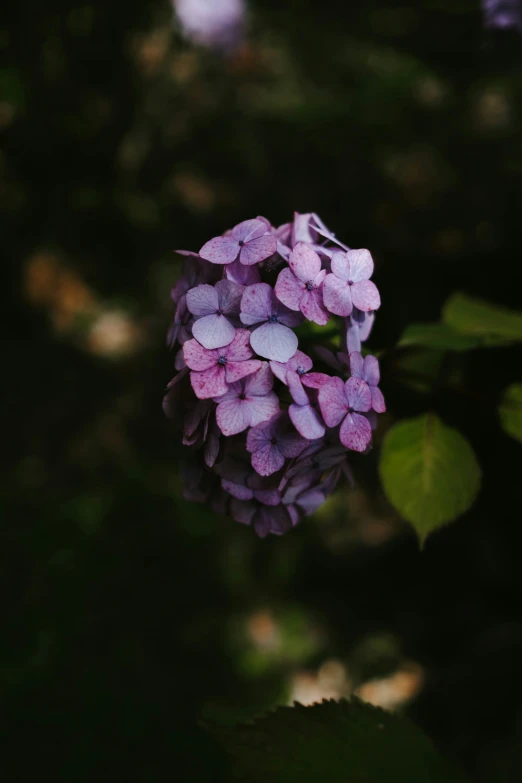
2;0;522;781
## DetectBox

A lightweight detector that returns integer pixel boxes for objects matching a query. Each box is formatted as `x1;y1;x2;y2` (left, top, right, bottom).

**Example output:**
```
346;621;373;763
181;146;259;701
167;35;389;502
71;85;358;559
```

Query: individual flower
269;349;313;384
482;0;522;31
240;282;302;362
199;218;277;266
246;413;307;476
213;363;279;436
173;0;246;51
323;249;380;317
186;279;243;350
183;329;261;399
318;376;372;452
275;243;329;325
230;498;299;538
349;352;386;413
287;370;327;440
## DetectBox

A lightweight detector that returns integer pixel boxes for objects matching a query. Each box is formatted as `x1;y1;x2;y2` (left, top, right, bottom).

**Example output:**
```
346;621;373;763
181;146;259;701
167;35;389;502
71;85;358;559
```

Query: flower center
218;356;227;365
348;280;353;286
348;407;354;413
216;308;223;316
269;313;279;323
239;393;246;400
296;366;306;375
270;437;278;445
238;240;244;247
305;280;314;291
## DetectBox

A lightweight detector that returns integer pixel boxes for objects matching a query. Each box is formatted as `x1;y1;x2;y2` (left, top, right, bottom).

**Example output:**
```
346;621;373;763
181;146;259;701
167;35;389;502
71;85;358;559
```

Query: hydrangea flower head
163;212;386;536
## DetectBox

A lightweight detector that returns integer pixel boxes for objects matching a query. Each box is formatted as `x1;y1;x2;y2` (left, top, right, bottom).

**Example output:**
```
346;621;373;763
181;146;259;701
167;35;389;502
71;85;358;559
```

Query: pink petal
318;377;348;427
186;284;219;317
192;313;236;350
225;359;262;383
347;248;374;282
351;280;381;312
288;370;310;406
289;242;322;282
323;274;353;317
371;386;386;413
251;443;285;476
300;288;329;326
330;252;350;281
250;321;298;362
231;218;267;243
240;282;273;325
290;350;314;374
349;351;364;379
215;279;244;314
225;259;261;286
183;338;217;371
247;392;280;427
274;267;304;311
240;234;277;266
301;372;331;389
199;236;239;265
190;365;228;399
339;412;372;452
365;410;378;431
345;377;372;412
216;399;252;435
363;355;380;386
244;363;274;396
225;329;254;361
289;403;325;440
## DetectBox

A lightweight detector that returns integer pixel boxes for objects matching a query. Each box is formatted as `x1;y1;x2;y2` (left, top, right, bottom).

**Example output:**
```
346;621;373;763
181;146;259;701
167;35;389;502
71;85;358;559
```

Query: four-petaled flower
183;329;261;399
349;351;386;413
199;218;277;266
269;349;313;385
323;249;380;317
213;363;279;436
318;376;372;452
186;279;243;350
240;282;302;362
275;242;329;325
246;413;307;476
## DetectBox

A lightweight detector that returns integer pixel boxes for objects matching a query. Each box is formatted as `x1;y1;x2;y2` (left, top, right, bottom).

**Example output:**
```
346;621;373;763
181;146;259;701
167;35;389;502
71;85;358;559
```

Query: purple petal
349;351;364;380
274;267;304;311
300;288;329;326
240;282;273;325
313;346;342;370
225;259;261;286
287;371;309;406
289;242;322;282
351;280;381;312
339;412;372;452
296;488;326;515
247;392;280;427
212;379;241;403
215;279;244;315
345;376;372;412
371;385;386;413
223;328;253;360
204;430;220;468
363;355;380;386
323;274;353;317
175;348;186;371
199;236;239;265
240;234;277;266
186;284;219;317
216;399;252;435
250;322;298;362
244;363;274;396
254;487;281;506
183;338;216;371
365;410;378;431
310;213;349;250
289;403;325;440
347;248;374;282
222;478;254;501
291;213;318;246
330;252;350;281
230;498;256;526
301;372;331;389
231;218;267;243
251;443;285;476
263;505;294;535
276;307;304;328
246;419;272;451
278;430;308;458
318;377;348;427
225;359;262;383
190;365;229;399
192;313;236;350
346;320;361;353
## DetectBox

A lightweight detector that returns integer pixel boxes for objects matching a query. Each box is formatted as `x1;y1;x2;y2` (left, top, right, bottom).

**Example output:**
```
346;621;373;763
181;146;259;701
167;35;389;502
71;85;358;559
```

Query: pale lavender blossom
287;370;327;440
318;376;372;452
349;352;386;413
186;279;243;350
173;0;246;51
275;243;329;326
213;363;279;436
269;349;313;385
183;329;261;399
240;282;302;362
323;250;380;317
246;413;307;476
199;219;277;266
482;0;522;31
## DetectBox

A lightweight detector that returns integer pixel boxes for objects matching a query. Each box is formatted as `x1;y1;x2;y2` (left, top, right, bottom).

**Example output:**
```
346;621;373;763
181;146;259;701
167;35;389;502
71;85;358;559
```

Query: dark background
2;1;522;780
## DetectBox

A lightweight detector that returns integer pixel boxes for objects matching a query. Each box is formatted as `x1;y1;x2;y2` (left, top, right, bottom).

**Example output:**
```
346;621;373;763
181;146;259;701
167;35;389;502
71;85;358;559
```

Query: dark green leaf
442;294;522;345
398;323;482;351
498;384;522;444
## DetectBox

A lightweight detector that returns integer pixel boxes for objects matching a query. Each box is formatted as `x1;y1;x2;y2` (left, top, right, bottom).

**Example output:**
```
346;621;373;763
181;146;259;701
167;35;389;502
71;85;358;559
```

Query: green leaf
498;384;522;444
210;698;468;783
398;323;482;352
442;293;522;345
379;414;481;542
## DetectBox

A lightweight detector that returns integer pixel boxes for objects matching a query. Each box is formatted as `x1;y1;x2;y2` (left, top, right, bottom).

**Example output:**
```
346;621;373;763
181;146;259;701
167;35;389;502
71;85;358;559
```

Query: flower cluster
164;213;385;537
